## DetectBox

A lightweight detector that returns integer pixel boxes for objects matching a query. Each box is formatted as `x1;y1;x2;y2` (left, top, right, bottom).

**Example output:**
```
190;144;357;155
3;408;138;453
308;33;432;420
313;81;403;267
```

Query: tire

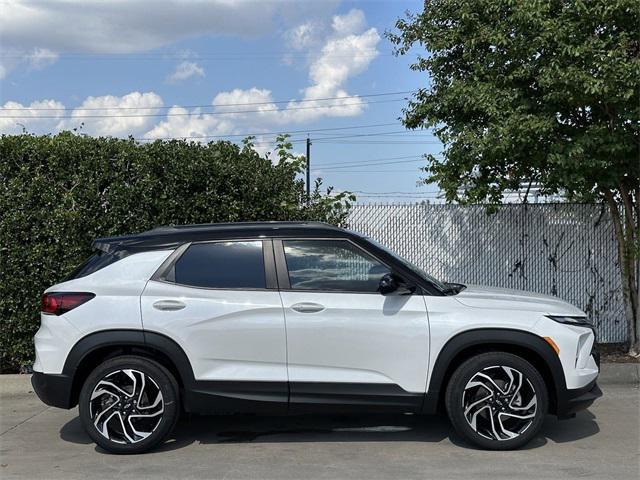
78;355;180;454
445;352;548;450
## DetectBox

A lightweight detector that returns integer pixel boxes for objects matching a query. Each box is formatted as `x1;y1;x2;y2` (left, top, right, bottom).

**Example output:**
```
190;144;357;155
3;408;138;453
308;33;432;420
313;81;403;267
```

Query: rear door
141;239;287;411
275;238;430;412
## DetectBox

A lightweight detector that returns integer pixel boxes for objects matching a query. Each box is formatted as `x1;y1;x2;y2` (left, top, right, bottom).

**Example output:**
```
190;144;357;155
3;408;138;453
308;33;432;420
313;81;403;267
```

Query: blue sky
0;0;443;203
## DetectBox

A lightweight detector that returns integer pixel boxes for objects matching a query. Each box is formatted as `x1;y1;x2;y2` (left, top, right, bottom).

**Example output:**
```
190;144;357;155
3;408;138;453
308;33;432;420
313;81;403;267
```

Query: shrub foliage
0;132;353;372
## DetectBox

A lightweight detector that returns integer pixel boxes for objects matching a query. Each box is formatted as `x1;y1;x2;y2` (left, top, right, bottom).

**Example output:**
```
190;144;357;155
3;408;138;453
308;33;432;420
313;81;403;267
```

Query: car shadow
59;409;600;454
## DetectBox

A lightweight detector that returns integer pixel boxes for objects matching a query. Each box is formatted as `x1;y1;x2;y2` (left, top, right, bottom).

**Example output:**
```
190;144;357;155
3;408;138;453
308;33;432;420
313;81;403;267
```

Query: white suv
32;222;601;453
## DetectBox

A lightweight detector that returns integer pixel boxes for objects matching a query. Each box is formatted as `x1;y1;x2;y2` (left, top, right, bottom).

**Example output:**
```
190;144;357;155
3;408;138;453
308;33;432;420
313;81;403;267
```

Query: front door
275;238;430;412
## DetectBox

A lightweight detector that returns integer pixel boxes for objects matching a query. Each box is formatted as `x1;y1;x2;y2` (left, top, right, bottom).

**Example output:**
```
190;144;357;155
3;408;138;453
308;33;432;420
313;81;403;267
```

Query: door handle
291;302;325;313
153;300;186;311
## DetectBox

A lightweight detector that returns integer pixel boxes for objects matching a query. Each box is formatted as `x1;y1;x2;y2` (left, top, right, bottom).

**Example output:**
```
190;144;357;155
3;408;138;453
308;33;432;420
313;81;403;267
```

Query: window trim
151;238;276;291
274;237;407;295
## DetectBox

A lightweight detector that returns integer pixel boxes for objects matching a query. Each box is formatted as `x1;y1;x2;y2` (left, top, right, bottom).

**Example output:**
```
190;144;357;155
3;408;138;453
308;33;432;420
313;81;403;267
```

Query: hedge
0;133;353;372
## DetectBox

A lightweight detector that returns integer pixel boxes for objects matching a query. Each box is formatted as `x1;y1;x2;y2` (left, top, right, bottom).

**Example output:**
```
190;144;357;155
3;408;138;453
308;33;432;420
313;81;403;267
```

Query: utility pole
306;135;312;200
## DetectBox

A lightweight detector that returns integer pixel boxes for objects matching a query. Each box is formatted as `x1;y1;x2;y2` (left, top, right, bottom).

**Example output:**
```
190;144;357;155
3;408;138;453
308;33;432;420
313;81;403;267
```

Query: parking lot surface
1;375;638;480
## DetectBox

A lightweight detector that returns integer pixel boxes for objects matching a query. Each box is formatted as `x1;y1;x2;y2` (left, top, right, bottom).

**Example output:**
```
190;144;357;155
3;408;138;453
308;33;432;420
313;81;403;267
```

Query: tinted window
65;251;121;280
174;241;265;289
283;239;390;292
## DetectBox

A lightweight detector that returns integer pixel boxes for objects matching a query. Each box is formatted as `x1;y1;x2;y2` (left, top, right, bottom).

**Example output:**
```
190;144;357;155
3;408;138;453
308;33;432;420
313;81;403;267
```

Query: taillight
41;292;95;315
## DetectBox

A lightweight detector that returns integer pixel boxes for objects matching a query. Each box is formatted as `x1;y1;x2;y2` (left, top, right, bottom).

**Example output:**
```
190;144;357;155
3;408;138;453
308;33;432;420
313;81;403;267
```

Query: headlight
545;315;592;327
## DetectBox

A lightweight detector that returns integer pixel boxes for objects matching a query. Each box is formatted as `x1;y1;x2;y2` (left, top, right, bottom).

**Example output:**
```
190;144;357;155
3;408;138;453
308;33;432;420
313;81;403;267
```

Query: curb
598;363;640;385
0;374;33;396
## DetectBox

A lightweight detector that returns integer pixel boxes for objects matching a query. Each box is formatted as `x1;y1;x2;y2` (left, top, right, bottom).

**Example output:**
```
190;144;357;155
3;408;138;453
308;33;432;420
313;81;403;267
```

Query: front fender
422;328;567;415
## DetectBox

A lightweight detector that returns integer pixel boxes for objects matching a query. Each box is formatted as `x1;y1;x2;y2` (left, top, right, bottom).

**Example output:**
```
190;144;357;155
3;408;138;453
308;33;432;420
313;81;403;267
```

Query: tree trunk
605;190;639;354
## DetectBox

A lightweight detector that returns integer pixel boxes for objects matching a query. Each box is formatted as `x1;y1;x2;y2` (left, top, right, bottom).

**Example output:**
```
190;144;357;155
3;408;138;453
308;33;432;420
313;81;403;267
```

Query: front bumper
557;380;602;419
31;371;75;409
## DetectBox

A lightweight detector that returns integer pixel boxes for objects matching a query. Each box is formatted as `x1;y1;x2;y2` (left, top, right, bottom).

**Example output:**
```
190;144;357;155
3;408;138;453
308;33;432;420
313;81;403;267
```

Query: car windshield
365;237;450;293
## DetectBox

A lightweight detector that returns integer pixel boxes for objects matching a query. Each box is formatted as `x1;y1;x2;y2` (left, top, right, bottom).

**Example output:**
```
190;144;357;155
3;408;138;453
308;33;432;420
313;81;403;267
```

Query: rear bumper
557;380;602;419
31;371;75;409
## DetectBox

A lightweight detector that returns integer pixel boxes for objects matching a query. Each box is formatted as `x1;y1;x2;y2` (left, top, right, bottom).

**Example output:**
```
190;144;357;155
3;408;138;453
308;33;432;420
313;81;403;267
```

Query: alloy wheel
89;369;165;444
462;365;537;441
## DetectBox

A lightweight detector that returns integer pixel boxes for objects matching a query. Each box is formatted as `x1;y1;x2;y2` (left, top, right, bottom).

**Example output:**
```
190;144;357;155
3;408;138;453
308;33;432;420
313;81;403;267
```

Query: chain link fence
347;203;625;343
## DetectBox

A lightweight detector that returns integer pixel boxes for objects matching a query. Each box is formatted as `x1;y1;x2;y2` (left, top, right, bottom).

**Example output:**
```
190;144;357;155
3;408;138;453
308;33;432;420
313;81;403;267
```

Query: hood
454;284;585;316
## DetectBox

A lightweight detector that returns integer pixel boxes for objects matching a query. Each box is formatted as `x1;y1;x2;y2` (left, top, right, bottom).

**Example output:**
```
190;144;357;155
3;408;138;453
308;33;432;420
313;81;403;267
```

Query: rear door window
173;240;266;289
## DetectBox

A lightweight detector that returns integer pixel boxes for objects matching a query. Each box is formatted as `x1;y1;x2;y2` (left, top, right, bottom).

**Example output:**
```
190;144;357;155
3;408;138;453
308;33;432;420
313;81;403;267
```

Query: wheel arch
423;328;566;415
63;329;195;408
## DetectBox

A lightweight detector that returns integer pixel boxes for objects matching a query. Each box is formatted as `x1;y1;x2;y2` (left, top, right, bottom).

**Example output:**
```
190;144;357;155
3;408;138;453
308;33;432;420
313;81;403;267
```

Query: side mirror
378;273;415;296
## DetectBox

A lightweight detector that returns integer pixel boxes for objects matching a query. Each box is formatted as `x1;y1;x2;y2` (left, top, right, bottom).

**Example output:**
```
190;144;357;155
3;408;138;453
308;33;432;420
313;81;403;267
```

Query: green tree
388;0;639;352
0;132;353;372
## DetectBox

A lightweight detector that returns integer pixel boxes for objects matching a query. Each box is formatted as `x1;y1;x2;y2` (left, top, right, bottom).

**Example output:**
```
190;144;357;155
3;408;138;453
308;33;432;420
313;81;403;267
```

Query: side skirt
183;381;425;415
183;381;288;414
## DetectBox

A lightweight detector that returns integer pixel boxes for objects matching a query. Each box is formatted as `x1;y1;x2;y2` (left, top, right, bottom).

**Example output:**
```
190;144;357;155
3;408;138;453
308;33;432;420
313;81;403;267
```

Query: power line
310;131;436;141
318;153;443;169
355;194;441;196
201;135;438;149
238;137;308;147
162;136;309;148
135;122;402;141
0;91;414;112
315;154;422;168
138;127;432;142
139;122;403;141
315;158;426;170
353;190;439;195
314;139;441;145
0;98;404;119
316;170;423;174
314;131;435;138
355;196;442;200
352;191;443;197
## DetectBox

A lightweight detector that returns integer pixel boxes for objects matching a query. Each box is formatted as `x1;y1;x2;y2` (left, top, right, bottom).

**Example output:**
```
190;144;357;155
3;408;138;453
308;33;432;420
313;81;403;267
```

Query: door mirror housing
378;273;415;296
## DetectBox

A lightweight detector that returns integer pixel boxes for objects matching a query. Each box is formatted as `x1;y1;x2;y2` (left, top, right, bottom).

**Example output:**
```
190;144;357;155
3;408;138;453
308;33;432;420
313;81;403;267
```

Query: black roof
93;221;353;254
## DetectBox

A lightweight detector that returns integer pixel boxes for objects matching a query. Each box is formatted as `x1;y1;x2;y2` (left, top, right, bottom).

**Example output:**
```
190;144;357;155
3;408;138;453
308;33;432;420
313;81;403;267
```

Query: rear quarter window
65;251;121;280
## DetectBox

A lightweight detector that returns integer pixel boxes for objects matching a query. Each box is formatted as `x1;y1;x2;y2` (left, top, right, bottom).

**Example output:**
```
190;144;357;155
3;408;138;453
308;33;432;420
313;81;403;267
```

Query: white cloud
331;9;367;36
189;9;381;134
0;99;65;134
0;0;331;78
0;47;58;78
213;88;280;119
27;48;59;70
144;106;234;141
283;9;380;122
1;8;380;143
0;1;283;55
143;88;276;142
167;61;205;83
145;9;381;142
59;92;163;137
284;22;323;51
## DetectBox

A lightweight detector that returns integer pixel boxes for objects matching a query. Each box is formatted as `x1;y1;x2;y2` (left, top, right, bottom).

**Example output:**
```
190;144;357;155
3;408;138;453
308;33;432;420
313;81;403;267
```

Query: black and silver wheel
79;356;179;454
445;352;548;450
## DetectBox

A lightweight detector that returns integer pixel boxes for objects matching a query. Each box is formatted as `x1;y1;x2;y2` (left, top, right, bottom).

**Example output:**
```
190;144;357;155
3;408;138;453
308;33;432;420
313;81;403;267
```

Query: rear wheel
445;352;548;450
79;355;180;454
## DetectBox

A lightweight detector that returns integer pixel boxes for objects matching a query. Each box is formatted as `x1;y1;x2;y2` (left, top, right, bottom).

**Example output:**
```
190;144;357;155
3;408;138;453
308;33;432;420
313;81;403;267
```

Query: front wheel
445;352;548;450
79;355;180;454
